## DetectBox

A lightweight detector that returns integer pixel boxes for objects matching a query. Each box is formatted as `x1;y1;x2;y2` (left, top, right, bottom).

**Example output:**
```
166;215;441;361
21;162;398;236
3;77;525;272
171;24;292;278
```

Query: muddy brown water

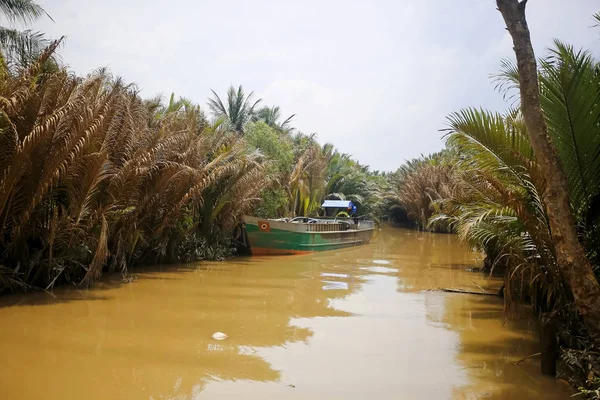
0;228;573;399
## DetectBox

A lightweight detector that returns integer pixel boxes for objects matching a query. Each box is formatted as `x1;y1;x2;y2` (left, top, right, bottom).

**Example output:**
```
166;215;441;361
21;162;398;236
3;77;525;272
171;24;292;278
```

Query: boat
242;200;375;255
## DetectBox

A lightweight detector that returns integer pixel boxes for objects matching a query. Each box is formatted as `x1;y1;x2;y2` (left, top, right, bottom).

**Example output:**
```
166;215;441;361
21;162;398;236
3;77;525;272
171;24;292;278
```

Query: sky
15;1;600;171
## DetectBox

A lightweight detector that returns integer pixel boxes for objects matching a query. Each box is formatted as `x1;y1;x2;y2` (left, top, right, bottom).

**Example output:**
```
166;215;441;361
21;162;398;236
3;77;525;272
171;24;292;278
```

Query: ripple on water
321;280;349;291
372;259;391;265
320;272;349;279
359;266;398;275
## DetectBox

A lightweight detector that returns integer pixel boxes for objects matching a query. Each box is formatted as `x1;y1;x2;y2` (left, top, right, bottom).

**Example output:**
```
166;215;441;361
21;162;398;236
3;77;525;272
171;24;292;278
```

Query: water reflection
0;254;363;399
367;229;571;399
0;228;572;400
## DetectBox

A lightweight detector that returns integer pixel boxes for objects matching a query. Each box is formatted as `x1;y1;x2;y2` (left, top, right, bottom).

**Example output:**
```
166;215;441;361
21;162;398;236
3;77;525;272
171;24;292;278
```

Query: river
0;228;572;399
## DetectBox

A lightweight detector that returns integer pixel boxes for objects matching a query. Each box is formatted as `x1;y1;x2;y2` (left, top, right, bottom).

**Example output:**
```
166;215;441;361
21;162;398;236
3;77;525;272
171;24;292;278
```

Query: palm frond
0;0;50;24
538;40;600;220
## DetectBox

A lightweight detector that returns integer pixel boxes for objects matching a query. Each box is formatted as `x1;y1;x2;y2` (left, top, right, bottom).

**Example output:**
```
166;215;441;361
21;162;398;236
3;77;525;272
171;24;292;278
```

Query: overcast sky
23;1;600;171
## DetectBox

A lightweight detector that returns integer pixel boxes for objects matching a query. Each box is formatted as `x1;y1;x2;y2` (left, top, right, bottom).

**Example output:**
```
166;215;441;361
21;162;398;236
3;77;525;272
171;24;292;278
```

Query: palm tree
430;40;600;316
493;41;600;265
253;105;295;133
434;108;560;310
0;51;268;292
146;92;208;135
325;151;385;216
386;151;458;231
208;85;261;134
497;0;600;337
286;135;330;216
0;0;51;67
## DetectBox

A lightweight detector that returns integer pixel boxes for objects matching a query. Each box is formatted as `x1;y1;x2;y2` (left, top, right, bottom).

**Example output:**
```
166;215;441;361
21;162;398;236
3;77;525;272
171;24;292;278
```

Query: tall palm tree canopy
253;105;295;133
0;0;51;65
208;85;261;134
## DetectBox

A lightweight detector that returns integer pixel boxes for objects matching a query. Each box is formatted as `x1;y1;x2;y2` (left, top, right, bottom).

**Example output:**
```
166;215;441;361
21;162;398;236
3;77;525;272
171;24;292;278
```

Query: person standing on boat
351;204;358;225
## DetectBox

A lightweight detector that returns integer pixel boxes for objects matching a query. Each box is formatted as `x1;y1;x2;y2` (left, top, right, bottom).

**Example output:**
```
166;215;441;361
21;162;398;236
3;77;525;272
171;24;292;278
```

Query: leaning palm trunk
497;0;600;336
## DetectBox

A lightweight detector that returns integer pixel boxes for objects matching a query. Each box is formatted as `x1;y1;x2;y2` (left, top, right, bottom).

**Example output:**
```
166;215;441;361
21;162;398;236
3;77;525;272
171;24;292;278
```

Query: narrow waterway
0;228;572;399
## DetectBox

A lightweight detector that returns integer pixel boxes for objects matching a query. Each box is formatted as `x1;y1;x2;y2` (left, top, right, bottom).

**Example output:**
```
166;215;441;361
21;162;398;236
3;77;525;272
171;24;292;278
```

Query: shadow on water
0;259;263;309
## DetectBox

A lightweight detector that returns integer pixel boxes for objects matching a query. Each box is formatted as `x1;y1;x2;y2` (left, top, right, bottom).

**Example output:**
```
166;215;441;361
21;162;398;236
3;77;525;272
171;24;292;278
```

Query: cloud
30;0;600;171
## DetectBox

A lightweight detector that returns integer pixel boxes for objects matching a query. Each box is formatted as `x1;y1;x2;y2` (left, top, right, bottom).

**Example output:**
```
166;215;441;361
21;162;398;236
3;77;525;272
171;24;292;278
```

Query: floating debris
212;332;228;340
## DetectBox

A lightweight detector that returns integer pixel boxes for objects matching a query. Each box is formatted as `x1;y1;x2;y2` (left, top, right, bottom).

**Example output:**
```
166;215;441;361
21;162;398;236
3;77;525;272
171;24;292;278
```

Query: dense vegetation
392;29;600;309
206;87;389;220
0;1;390;293
387;6;600;390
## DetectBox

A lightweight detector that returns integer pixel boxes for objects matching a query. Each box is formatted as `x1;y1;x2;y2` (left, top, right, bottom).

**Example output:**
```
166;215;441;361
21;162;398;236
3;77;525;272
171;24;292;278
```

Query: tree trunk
496;0;600;337
540;313;557;376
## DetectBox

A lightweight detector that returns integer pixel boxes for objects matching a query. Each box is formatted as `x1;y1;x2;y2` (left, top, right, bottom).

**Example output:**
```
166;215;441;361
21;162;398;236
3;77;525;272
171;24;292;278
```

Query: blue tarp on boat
322;200;354;208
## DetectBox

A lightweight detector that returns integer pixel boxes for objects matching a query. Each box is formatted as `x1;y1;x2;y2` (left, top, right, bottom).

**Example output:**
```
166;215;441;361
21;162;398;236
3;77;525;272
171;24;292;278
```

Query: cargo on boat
242;201;374;255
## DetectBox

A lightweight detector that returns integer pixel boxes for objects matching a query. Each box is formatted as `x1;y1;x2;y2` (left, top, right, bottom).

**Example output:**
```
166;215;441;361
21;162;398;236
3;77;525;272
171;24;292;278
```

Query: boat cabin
321;200;357;217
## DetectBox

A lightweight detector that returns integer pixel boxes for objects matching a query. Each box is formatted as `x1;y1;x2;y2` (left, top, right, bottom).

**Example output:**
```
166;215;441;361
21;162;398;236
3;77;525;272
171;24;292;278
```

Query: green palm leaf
208;85;261;134
538;40;600;219
445;108;536;189
0;0;49;24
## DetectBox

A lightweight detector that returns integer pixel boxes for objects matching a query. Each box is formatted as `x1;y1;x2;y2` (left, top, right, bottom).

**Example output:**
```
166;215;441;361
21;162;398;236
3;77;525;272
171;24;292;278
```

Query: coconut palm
0;0;51;67
208;85;261;134
285;135;330;216
253;105;295;133
325;151;385;217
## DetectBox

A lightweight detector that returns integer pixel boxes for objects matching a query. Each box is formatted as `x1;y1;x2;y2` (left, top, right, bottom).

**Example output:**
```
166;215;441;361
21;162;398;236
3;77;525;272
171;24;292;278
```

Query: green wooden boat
242;209;374;256
242;215;374;255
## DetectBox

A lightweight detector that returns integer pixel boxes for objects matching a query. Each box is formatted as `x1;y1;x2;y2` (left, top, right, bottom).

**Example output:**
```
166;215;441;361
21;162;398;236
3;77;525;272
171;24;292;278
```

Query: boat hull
243;216;374;255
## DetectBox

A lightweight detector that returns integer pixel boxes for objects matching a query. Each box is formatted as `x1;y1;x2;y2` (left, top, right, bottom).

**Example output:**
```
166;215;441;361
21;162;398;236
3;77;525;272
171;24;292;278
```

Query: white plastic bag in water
212;332;228;340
